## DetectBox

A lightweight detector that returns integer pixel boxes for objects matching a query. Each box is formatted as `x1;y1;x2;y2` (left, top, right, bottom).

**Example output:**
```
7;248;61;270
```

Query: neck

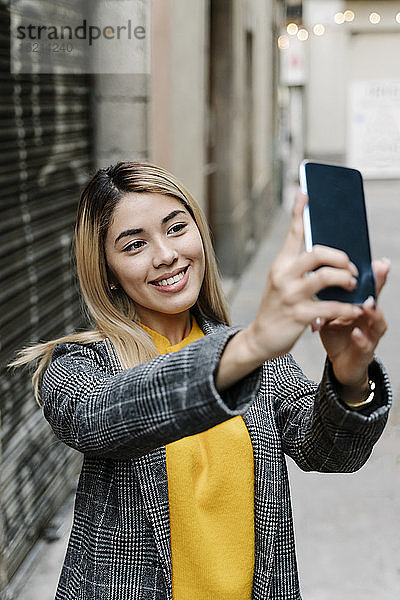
137;310;192;346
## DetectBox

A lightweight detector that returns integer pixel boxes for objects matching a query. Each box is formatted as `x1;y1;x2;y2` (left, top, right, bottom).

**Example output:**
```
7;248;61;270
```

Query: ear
105;264;119;291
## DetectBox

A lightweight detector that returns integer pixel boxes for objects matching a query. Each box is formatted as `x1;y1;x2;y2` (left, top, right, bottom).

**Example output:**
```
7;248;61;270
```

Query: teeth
153;268;186;287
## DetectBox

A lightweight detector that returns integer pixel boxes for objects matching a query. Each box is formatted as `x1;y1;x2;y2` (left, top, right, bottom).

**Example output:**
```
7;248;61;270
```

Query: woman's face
104;192;205;325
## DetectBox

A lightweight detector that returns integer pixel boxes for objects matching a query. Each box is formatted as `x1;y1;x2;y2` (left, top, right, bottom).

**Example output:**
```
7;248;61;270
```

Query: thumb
280;191;308;258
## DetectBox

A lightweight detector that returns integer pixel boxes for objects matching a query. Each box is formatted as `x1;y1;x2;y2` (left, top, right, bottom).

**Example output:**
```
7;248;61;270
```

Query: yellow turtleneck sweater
140;317;254;599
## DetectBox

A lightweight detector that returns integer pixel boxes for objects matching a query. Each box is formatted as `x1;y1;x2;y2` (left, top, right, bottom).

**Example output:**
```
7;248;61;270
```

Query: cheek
199;245;206;274
194;232;205;274
105;251;121;281
189;225;204;253
196;234;206;270
106;254;147;287
191;235;206;282
183;231;205;268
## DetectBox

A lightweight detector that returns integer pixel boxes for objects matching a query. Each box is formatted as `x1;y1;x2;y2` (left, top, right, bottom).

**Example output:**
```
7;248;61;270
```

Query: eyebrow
114;209;187;245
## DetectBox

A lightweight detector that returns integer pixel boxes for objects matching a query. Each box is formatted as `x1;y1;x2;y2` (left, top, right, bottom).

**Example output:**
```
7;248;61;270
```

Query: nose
152;237;179;268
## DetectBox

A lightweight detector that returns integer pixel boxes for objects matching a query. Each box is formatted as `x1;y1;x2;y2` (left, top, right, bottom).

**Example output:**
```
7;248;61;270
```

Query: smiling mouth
149;266;189;287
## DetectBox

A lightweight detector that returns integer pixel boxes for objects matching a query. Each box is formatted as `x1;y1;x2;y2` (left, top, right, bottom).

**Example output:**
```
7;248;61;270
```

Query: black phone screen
303;162;376;304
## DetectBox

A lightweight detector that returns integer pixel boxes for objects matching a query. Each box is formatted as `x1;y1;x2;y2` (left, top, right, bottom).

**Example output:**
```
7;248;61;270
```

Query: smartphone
299;160;376;304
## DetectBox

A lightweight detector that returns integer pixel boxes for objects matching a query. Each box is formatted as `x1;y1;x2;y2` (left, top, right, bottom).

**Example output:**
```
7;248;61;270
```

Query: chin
150;292;199;315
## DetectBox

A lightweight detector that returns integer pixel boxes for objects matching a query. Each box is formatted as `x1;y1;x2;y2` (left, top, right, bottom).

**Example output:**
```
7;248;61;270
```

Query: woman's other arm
270;352;391;473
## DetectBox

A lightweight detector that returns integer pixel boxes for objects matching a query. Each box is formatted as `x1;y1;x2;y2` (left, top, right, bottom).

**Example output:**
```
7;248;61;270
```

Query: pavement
233;178;400;599
15;179;400;599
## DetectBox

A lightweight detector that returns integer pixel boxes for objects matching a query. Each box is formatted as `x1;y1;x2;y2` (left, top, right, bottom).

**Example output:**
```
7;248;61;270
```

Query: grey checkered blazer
42;314;391;600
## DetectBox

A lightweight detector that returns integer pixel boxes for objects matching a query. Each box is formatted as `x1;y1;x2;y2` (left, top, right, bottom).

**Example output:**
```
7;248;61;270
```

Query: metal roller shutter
0;0;92;591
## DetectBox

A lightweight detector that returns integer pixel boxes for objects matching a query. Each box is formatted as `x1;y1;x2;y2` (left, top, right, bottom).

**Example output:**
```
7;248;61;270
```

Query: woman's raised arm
215;192;389;405
42;329;261;459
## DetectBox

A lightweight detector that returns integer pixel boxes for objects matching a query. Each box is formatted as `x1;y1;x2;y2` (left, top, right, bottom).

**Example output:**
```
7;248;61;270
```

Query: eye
168;222;187;234
123;240;145;253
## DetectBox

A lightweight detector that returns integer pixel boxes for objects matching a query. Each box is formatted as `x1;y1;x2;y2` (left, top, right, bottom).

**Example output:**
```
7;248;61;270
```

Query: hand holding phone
299;160;376;304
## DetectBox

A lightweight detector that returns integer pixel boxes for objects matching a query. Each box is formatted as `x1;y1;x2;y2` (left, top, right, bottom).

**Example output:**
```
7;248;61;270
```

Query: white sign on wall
348;80;400;179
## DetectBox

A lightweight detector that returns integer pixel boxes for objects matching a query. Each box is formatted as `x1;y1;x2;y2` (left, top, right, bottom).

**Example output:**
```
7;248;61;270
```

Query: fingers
279;191;308;258
372;258;391;297
274;243;357;299
283;245;358;301
301;266;358;298
350;317;386;358
350;326;370;355
311;316;326;332
344;302;387;375
295;245;357;278
295;300;363;326
321;296;387;350
302;255;390;301
361;296;388;338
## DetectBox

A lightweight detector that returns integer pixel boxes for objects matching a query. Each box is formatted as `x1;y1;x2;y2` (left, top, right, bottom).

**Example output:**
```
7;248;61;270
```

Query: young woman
13;162;391;600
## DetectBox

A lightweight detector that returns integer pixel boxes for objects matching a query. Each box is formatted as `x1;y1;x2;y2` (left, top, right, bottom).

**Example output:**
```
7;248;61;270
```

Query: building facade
1;1;285;595
304;0;400;176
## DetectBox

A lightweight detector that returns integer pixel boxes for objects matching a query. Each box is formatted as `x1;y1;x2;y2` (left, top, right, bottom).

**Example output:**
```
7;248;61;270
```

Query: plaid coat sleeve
269;353;391;473
41;328;262;460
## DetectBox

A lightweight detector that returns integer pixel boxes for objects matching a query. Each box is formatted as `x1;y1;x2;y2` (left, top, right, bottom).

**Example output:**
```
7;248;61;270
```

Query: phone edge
299;160;313;253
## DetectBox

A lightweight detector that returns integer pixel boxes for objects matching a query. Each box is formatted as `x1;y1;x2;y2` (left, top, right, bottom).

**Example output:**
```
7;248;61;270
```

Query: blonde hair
10;161;231;404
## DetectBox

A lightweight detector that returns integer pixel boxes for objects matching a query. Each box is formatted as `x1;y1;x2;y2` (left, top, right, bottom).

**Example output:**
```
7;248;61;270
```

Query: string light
334;12;345;24
313;23;325;36
286;23;298;35
277;7;398;52
297;28;309;41
369;12;381;24
343;10;355;22
278;35;289;50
